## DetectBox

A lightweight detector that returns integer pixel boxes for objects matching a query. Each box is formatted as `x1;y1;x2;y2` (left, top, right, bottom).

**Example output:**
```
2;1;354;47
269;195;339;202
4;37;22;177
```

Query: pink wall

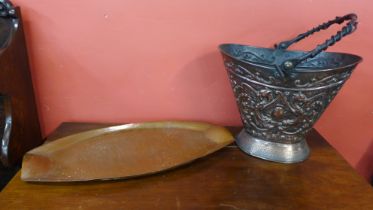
12;0;373;180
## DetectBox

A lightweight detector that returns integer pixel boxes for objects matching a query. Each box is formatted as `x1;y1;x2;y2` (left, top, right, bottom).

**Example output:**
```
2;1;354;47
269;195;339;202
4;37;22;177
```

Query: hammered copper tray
21;121;234;182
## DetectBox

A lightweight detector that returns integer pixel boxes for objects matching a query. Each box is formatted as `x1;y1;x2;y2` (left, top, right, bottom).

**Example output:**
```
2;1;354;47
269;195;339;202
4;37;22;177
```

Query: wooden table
1;122;372;209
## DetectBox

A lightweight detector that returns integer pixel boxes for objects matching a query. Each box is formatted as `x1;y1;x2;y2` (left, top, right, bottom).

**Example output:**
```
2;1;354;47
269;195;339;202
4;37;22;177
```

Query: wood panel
0;7;43;167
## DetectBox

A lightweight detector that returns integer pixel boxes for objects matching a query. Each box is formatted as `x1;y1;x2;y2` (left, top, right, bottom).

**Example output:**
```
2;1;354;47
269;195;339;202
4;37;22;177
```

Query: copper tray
21;121;234;182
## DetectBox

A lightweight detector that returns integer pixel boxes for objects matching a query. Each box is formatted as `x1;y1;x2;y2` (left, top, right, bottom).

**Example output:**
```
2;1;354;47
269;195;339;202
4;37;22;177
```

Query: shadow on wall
356;139;373;185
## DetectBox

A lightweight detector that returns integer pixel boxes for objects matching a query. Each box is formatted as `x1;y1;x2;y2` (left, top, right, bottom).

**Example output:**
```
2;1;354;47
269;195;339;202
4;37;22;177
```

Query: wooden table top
0;122;372;210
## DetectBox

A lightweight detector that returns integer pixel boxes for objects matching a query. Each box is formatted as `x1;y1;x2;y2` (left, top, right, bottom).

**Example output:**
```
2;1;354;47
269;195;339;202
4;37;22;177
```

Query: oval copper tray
21;121;234;182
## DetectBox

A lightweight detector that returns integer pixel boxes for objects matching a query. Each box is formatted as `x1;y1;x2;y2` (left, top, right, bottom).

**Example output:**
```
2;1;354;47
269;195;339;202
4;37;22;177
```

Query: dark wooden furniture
0;122;372;209
0;165;18;191
0;7;43;167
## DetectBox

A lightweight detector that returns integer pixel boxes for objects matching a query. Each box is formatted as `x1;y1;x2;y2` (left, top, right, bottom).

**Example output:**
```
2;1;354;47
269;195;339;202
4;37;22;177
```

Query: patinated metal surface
21;121;234;182
220;14;362;163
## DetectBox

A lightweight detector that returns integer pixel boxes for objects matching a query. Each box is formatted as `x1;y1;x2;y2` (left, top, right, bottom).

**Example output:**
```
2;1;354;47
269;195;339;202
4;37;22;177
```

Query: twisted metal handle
275;13;358;71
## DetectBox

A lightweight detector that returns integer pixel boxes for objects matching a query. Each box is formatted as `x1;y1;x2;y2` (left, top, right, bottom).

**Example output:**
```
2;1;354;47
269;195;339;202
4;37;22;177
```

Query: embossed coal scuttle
219;14;362;163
